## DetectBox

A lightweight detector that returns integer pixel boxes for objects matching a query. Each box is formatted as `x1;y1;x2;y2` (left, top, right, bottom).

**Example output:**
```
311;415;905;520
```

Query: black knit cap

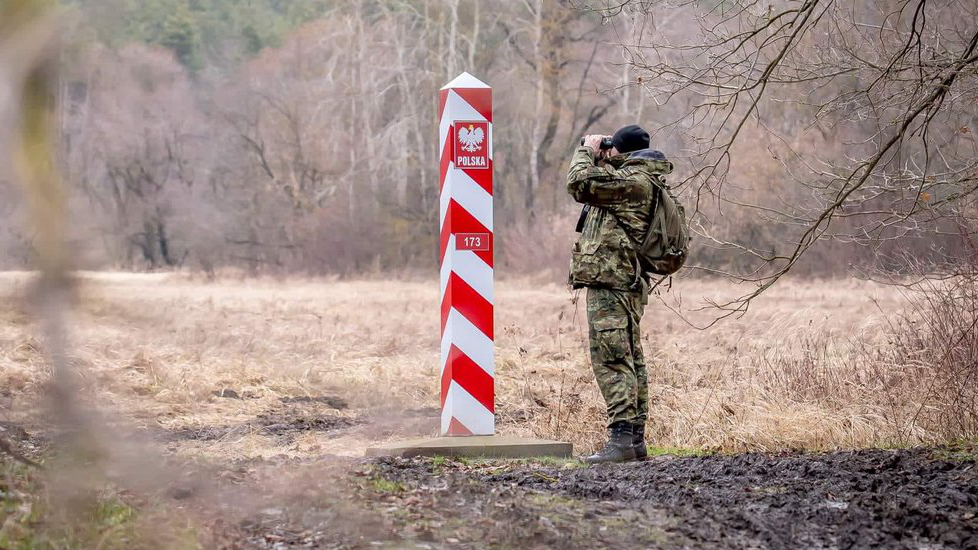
611;124;650;153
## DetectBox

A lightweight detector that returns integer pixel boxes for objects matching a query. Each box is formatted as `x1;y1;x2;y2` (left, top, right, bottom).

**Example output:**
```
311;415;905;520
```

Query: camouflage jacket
566;147;674;291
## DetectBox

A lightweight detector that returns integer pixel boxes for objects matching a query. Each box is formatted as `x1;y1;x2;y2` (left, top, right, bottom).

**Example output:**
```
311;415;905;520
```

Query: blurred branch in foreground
2;0;85;436
1;2;143;546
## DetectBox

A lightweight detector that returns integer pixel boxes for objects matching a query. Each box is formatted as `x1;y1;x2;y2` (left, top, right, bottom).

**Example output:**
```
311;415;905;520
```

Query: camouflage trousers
586;286;648;427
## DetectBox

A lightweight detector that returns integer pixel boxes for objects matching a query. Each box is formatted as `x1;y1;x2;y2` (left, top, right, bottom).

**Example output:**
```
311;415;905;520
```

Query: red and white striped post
438;72;494;436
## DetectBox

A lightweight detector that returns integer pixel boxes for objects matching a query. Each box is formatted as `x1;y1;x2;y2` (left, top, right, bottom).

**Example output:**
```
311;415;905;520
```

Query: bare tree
63;44;202;269
42;0;971;280
502;0;610;211
584;0;978;317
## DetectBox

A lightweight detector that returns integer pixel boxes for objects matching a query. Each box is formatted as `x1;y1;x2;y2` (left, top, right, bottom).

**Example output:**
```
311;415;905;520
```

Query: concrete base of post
364;435;573;459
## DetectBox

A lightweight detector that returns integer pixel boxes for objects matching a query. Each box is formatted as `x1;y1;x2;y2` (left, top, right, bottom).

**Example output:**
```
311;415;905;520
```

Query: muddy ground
165;397;976;550
228;446;977;550
4;400;977;550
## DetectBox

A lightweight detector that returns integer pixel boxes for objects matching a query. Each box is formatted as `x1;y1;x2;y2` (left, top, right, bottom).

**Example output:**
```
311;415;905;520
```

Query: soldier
567;125;673;464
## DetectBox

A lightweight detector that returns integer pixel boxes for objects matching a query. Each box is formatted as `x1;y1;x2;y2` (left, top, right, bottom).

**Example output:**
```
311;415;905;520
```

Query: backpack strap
646;188;669;249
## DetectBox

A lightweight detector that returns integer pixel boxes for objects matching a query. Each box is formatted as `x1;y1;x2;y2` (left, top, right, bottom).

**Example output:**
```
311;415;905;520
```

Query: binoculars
580;137;614;150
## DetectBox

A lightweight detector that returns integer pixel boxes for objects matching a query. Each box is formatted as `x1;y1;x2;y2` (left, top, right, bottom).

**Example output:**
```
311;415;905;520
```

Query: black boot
632;423;648;460
585;421;636;464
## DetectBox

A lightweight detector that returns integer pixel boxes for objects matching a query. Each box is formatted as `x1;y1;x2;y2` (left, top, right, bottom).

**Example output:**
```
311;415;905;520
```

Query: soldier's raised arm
566;143;642;207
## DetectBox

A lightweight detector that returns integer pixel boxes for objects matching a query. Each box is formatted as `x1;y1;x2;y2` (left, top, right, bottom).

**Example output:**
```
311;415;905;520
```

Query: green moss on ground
644;446;714;458
0;459;200;550
932;439;978;462
366;476;406;494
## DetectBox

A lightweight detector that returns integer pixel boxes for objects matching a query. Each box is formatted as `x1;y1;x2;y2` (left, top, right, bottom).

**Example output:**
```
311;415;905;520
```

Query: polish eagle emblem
458;124;485;152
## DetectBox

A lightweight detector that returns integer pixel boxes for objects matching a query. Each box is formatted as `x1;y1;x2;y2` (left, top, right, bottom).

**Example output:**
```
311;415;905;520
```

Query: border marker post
438;72;495;436
364;73;571;458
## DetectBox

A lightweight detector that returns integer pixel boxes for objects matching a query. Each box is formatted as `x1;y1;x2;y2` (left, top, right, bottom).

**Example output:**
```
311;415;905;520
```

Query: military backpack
634;176;690;278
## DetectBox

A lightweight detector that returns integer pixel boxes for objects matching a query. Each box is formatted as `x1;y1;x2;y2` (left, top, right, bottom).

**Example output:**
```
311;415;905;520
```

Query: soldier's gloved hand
582;134;605;152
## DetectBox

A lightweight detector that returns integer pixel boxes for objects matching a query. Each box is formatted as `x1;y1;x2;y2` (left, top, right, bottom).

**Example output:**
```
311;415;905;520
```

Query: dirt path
226;445;978;550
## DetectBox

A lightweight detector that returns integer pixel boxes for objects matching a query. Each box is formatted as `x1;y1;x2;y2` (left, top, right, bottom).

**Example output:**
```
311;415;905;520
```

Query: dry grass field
1;271;939;458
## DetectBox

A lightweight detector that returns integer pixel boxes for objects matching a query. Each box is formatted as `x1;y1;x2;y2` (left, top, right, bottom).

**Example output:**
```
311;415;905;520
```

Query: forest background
0;0;974;280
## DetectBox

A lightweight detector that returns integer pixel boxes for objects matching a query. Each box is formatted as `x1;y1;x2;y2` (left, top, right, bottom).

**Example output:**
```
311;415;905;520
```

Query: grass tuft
645;446;712;458
367;477;405;494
